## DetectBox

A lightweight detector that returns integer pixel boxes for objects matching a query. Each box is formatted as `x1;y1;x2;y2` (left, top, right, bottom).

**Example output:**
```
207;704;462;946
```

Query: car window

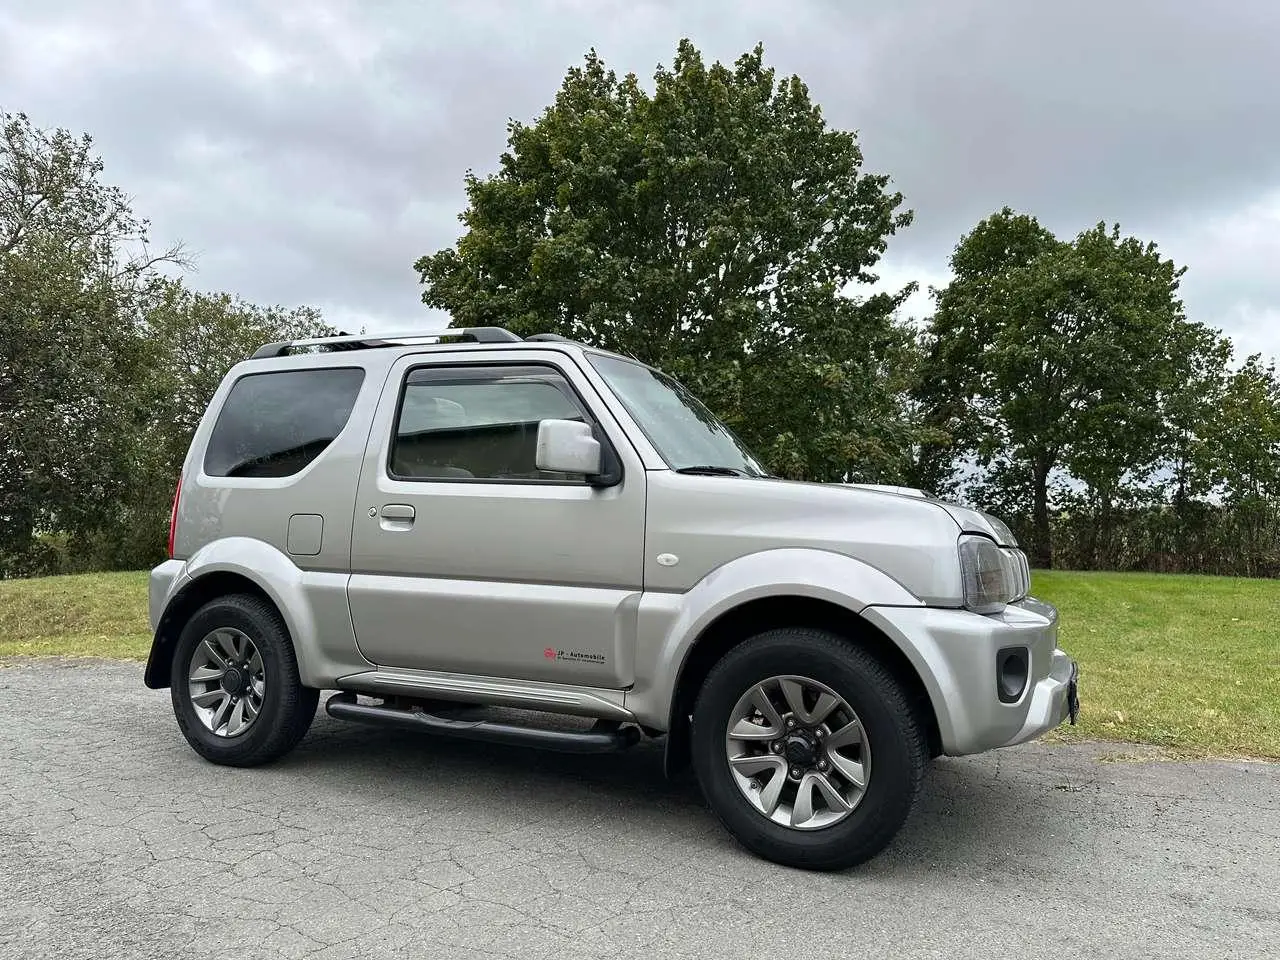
586;352;768;476
204;368;365;478
391;365;589;482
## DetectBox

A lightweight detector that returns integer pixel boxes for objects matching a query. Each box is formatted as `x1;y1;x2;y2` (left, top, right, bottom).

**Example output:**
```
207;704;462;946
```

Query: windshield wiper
674;465;753;477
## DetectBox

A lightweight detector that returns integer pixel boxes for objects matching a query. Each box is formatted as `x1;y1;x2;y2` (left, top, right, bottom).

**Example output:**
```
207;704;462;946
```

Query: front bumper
861;597;1079;756
1006;647;1079;748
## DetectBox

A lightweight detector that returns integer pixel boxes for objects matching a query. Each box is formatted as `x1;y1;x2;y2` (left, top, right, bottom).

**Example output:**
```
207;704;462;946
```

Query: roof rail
250;326;521;359
525;333;575;342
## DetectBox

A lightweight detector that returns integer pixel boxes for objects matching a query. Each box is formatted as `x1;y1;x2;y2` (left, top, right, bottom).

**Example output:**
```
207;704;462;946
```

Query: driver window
390;364;588;482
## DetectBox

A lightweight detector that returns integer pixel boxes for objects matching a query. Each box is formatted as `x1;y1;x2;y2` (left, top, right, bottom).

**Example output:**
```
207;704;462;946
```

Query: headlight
958;535;1029;614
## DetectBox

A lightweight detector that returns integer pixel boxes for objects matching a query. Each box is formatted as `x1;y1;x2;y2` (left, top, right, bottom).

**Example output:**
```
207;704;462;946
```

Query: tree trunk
1031;458;1053;569
1097;490;1113;570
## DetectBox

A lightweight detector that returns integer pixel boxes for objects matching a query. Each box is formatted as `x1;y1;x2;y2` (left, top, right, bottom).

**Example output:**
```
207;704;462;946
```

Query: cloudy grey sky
3;0;1277;360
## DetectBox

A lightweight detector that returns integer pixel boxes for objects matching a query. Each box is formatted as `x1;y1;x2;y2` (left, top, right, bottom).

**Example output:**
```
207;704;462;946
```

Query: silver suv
146;326;1079;870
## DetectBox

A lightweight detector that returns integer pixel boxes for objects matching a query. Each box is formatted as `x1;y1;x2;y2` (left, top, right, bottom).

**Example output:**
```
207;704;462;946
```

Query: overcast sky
3;0;1277;361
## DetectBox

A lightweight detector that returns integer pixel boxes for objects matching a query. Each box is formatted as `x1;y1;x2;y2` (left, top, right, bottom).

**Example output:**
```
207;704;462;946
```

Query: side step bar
325;693;641;754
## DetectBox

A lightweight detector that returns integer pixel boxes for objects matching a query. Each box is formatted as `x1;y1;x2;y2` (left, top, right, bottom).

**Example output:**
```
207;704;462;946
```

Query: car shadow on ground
263;706;1088;876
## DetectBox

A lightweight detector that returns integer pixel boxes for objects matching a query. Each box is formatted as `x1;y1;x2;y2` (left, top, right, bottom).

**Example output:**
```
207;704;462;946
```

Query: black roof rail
250;326;521;359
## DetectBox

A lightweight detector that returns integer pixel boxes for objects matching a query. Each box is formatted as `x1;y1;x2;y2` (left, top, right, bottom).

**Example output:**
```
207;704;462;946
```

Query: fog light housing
996;646;1029;703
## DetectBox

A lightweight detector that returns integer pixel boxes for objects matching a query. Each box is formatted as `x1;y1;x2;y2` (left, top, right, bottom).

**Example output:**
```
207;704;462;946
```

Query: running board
324;693;641;754
332;667;633;722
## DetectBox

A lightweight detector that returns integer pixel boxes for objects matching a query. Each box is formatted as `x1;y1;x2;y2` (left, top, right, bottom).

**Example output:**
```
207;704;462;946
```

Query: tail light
167;476;182;559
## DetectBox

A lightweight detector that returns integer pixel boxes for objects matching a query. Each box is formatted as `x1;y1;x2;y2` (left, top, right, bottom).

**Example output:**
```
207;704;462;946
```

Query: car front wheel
690;626;927;870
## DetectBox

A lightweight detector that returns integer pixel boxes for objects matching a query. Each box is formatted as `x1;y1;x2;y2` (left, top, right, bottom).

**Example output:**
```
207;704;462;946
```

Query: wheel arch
146;536;369;690
144;571;286;689
662;595;943;777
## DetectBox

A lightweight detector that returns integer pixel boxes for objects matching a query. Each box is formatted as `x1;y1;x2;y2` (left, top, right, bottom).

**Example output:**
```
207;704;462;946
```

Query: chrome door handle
378;504;415;530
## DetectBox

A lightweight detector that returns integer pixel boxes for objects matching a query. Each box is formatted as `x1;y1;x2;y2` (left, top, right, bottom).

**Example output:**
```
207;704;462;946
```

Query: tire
170;593;319;767
690;627;927;871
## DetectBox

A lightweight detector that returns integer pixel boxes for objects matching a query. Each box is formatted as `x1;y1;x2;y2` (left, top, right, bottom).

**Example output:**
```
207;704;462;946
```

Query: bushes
997;498;1280;578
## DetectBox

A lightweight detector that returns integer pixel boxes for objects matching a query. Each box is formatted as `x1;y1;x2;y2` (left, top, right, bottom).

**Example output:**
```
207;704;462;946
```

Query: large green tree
0;111;330;574
918;208;1224;567
0;111;180;570
415;40;918;481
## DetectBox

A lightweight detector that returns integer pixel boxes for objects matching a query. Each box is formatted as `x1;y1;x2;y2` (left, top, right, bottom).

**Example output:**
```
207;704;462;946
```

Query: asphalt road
1;660;1276;960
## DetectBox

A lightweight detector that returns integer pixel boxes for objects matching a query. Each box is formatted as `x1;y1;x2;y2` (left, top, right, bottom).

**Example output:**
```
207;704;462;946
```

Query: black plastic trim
996;645;1030;704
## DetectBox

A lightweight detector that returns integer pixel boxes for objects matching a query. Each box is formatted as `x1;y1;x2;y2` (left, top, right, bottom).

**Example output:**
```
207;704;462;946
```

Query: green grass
1;568;1277;758
1033;570;1279;760
0;571;151;660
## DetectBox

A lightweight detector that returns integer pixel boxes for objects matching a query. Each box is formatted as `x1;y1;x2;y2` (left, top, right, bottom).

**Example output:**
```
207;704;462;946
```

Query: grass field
0;568;1276;758
1032;570;1278;759
0;571;151;660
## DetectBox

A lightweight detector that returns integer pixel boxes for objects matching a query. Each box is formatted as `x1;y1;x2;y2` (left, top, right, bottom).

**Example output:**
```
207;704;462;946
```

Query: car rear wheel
170;594;318;767
690;626;927;870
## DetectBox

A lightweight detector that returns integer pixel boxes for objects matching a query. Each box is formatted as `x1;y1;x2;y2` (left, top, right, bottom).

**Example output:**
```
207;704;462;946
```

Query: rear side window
204;368;365;478
391;364;588;482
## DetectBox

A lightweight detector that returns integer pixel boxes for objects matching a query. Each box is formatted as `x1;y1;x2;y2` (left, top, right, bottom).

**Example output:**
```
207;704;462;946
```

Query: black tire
170;593;318;767
690;627;927;871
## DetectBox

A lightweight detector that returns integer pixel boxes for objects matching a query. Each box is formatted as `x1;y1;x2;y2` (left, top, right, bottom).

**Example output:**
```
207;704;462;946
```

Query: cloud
1;0;1277;359
1157;189;1280;362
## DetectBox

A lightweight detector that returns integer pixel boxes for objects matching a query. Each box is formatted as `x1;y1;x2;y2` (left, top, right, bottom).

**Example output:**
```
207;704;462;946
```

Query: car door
346;348;647;689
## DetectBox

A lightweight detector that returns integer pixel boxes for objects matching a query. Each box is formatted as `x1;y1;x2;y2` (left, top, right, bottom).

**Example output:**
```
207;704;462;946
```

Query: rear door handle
378;504;415;530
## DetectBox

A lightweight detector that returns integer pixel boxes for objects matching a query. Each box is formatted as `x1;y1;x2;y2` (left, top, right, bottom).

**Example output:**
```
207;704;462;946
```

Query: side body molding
624;548;926;729
146;537;371;689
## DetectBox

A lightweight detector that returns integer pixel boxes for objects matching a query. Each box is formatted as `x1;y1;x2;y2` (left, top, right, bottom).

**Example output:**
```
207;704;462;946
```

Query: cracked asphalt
1;660;1277;959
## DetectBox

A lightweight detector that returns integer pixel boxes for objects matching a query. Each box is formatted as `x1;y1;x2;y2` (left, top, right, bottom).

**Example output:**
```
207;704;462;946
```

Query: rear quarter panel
171;351;392;573
160;351;395;686
150;538;373;688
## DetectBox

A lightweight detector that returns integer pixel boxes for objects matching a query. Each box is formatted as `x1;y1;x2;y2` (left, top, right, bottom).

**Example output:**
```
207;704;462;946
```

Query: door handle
378;504;415;530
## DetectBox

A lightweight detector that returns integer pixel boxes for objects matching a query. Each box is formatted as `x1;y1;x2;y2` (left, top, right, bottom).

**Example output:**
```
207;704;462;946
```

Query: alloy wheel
724;674;870;830
187;627;267;738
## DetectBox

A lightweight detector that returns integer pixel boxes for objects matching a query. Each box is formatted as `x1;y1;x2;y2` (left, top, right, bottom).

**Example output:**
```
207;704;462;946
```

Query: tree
0;110;179;569
415;40;918;481
0;235;152;570
0;111;185;274
1203;356;1280;575
0;110;328;573
919;208;1224;567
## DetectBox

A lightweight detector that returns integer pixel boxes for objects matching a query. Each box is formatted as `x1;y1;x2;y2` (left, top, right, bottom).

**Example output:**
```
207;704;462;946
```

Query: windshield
586;353;769;477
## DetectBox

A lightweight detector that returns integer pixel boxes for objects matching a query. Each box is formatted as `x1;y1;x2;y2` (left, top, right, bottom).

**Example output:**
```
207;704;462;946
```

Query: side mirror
535;419;603;477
